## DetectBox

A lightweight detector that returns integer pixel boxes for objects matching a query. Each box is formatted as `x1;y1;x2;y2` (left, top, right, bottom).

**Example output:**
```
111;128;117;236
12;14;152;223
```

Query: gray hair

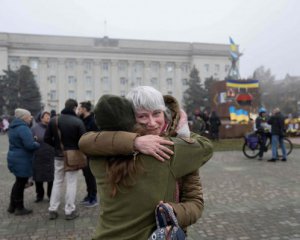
126;86;166;112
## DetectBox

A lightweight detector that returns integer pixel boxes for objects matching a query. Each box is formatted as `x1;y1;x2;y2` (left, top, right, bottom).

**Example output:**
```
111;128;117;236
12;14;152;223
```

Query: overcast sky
1;0;299;79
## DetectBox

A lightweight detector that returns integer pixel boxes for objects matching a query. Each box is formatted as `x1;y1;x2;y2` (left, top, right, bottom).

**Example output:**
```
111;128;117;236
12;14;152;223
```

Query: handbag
55;117;87;172
148;203;186;240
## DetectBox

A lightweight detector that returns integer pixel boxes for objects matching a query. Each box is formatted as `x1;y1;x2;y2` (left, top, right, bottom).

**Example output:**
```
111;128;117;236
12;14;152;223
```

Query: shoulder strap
55;117;64;151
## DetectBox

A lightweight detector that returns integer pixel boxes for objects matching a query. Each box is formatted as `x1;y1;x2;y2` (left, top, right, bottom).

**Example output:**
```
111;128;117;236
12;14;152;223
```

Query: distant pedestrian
31;111;55;202
77;101;98;207
255;107;270;160
44;99;86;220
209;111;221;140
7;108;40;215
267;108;287;162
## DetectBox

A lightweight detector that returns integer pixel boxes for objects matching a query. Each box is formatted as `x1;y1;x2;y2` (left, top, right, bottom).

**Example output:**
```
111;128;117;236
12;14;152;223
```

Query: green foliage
183;66;206;115
0;65;41;116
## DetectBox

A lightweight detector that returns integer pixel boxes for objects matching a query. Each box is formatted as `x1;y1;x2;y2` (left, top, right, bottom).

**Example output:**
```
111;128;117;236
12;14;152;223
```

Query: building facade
0;32;234;111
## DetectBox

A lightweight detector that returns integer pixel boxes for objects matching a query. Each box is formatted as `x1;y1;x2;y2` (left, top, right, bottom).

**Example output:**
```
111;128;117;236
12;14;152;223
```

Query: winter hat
94;94;136;131
15;108;31;119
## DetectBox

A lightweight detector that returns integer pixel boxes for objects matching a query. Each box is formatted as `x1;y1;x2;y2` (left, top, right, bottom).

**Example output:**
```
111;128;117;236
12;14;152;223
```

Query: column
174;62;182;101
0;47;8;74
57;58;66;111
38;58;48;108
111;60;118;95
159;61;167;94
144;61;151;86
76;59;84;101
93;59;101;102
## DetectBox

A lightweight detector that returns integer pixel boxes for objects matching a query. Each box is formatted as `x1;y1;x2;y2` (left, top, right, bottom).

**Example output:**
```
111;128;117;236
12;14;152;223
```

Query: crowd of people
5;86;214;239
255;107;288;162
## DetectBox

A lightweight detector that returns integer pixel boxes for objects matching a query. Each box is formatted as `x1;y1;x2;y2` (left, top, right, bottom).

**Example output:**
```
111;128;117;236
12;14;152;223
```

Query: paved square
1;135;299;240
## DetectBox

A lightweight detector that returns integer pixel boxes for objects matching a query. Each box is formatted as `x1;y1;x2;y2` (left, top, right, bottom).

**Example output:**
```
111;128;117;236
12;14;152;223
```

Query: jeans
271;135;287;159
49;158;79;215
82;159;97;200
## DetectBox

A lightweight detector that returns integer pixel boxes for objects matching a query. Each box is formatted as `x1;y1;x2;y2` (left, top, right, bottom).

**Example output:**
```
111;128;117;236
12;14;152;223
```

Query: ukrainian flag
229;106;249;123
226;79;259;89
229;106;237;121
229;36;237;52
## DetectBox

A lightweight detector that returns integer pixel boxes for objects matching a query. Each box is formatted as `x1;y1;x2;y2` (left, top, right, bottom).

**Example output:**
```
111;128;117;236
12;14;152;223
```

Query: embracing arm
168;171;204;228
79;131;174;161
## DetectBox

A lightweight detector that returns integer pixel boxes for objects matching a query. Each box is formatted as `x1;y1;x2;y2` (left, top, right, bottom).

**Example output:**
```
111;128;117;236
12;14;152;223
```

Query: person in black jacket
267;108;287;162
255;108;270;160
77;101;98;207
44;99;86;220
208;111;221;141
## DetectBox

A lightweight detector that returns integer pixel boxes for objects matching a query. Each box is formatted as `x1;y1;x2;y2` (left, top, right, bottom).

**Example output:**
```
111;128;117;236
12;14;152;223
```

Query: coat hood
9;118;28;129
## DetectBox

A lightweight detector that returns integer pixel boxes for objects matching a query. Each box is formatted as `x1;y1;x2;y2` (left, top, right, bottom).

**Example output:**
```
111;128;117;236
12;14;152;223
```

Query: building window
85;76;93;87
68;76;77;85
48;90;57;101
30;59;39;70
136;77;143;86
68;90;76;99
66;60;75;70
102;62;109;71
9;57;20;71
84;61;92;71
101;77;110;91
151;62;159;72
151;77;158;87
48;60;57;69
181;64;189;73
166;63;174;72
85;90;92;100
120;90;126;97
215;64;220;72
49;76;56;85
225;64;230;72
167;91;173;95
118;61;127;72
204;64;210;72
166;78;173;90
120;77;127;85
134;62;143;73
182;78;188;86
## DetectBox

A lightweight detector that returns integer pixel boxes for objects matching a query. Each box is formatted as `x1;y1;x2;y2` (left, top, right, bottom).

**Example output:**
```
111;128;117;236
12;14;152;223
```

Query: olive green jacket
79;132;212;240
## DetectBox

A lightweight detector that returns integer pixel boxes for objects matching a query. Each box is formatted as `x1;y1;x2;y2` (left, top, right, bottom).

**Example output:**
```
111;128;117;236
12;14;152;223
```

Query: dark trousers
35;181;53;199
82;160;97;200
9;176;28;210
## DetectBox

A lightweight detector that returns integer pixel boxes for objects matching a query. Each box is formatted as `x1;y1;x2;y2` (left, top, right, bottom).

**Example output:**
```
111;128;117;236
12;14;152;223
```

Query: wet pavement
0;134;300;240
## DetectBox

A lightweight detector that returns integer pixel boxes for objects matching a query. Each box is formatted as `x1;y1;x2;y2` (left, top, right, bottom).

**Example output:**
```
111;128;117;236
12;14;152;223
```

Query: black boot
14;200;32;215
15;208;33;215
7;196;16;213
7;204;15;213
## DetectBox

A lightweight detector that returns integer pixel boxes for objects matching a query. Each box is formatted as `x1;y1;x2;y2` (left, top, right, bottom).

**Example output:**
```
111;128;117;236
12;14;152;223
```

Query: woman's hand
133;135;174;162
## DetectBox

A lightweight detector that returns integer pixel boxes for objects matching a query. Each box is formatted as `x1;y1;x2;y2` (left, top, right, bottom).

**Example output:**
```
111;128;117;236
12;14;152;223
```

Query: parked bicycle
242;132;293;159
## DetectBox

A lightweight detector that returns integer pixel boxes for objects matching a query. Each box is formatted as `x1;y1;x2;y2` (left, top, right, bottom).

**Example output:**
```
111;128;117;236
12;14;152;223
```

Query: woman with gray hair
80;86;211;236
7;108;40;215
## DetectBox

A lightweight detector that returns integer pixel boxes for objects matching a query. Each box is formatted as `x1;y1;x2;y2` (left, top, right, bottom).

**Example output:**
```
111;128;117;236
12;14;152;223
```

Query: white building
0;32;233;111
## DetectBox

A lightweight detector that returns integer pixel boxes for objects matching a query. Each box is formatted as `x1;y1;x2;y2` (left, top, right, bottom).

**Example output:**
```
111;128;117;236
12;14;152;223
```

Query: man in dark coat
267;108;287;162
77;101;98;207
44;99;86;220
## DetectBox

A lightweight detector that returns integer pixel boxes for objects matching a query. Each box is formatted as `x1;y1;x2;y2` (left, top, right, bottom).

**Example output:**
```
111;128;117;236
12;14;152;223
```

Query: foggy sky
0;0;299;79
